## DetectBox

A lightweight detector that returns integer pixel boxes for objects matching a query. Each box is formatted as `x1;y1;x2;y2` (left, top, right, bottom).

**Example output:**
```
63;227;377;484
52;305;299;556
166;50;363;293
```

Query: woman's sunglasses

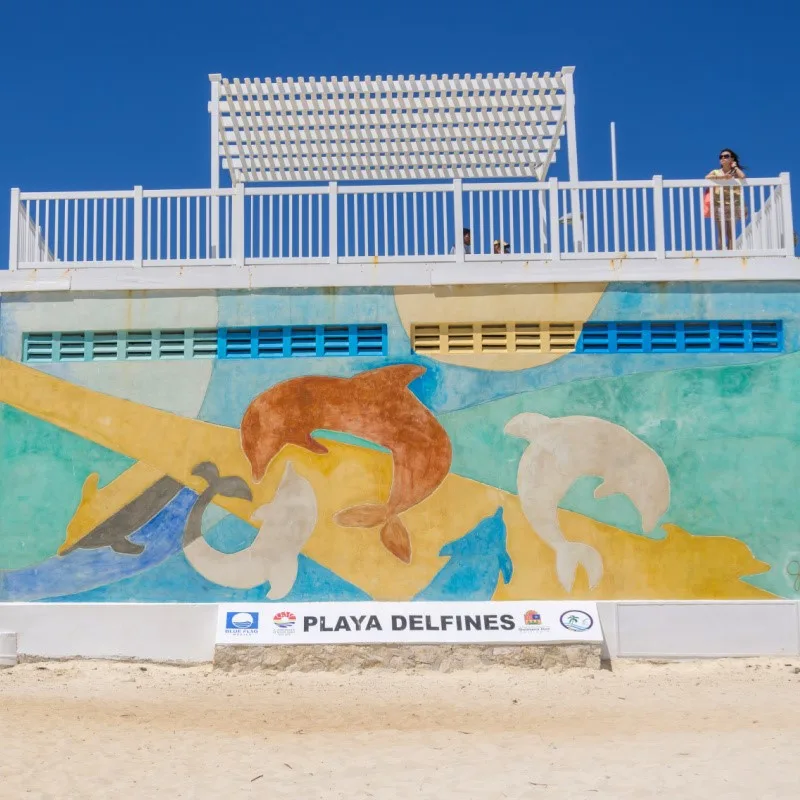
719;154;733;160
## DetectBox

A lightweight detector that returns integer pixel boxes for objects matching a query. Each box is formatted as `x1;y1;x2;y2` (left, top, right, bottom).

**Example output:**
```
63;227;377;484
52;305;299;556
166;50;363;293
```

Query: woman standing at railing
705;149;746;249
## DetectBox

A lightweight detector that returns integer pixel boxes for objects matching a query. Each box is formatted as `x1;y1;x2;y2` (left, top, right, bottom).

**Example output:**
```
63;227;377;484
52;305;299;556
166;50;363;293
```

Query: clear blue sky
1;0;798;264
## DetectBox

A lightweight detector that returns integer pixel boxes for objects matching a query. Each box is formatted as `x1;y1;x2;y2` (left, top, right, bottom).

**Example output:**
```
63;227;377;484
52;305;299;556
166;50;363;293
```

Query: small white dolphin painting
183;462;318;599
505;412;671;592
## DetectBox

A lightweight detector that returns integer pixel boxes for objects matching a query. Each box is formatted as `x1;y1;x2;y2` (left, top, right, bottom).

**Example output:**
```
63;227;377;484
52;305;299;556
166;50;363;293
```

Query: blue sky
1;0;798;265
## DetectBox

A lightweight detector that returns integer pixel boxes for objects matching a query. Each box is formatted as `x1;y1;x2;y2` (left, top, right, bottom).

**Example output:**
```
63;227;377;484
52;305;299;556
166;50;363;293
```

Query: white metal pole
780;172;795;256
562;67;579;181
8;188;20;270
562;67;583;251
209;73;221;260
453;178;464;263
610;122;618;181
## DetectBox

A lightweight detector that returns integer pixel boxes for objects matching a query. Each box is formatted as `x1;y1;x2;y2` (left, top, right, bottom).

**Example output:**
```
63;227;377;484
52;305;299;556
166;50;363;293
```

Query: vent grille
577;321;783;354
22;324;388;364
217;324;388;359
411;322;580;354
410;320;783;356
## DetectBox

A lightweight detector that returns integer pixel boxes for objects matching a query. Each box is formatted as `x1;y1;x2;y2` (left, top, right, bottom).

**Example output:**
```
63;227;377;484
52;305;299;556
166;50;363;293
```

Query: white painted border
2;602;799;663
1;256;799;294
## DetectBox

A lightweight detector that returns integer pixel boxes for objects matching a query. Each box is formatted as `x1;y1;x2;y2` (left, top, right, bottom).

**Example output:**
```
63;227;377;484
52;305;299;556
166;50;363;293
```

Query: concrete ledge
0;632;17;668
214;643;603;672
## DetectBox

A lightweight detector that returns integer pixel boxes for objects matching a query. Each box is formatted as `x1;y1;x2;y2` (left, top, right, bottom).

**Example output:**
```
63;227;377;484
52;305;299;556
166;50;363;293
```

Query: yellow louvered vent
411;322;582;354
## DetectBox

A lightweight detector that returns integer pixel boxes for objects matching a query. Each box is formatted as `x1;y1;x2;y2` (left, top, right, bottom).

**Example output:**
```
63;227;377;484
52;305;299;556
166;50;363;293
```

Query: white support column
548;178;560;260
453;178;464;263
652;175;666;259
562;67;580;183
562;67;583;252
209;73;221;260
780;172;795;256
8;188;20;270
328;181;338;264
133;186;143;267
231;183;245;267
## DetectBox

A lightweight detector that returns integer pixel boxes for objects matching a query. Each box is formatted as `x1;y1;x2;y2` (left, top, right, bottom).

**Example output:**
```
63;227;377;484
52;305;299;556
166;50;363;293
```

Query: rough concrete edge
15;654;209;667
214;643;604;673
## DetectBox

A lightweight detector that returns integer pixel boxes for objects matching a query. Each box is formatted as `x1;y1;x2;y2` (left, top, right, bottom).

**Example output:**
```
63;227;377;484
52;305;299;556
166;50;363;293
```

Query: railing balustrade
9;174;794;270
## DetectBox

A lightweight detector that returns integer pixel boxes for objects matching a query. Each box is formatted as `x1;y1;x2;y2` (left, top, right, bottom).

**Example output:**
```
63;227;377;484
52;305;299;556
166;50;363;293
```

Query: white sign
216;601;602;645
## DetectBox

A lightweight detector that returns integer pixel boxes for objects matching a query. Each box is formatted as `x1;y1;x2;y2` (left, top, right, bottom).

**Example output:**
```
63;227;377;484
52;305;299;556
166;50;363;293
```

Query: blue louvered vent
192;329;218;359
126;331;154;360
223;328;252;359
158;330;187;360
58;332;87;361
355;325;386;355
22;333;56;362
217;324;388;360
576;321;783;354
92;332;119;361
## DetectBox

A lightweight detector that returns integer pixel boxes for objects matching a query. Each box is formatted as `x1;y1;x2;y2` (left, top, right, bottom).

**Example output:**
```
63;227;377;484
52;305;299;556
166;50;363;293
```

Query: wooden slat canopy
209;68;577;184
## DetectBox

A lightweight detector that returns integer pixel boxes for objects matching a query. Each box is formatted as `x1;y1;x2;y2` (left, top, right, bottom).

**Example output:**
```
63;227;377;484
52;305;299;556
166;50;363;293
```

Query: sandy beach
1;658;799;799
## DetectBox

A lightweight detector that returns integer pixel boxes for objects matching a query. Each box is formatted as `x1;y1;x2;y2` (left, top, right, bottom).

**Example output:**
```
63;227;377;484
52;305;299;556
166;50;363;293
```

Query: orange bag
702;188;711;219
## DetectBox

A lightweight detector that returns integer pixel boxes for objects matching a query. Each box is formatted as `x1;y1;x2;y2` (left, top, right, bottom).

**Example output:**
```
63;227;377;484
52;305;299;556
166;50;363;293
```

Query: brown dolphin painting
240;364;452;563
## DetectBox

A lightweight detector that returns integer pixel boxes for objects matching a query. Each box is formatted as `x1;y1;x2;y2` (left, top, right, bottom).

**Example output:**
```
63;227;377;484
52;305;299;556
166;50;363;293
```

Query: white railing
8;174;795;270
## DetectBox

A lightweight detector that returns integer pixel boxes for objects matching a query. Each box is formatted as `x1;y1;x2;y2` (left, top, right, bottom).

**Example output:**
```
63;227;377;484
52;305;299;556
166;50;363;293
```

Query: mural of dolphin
240;364;452;564
0;462;253;602
415;507;513;601
182;462;317;599
505;412;671;592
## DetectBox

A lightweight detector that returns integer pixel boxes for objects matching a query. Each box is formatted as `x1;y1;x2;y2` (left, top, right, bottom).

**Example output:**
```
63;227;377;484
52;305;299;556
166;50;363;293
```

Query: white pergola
208;68;579;188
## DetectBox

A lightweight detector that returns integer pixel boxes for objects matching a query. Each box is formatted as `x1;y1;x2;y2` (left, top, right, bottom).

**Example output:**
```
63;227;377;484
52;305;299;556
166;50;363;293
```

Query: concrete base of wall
214;643;603;672
2;601;799;664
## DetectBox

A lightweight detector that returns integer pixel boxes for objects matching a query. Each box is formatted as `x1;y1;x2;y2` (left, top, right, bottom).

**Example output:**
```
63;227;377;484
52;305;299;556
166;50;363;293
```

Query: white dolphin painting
504;412;671;592
183;462;318;599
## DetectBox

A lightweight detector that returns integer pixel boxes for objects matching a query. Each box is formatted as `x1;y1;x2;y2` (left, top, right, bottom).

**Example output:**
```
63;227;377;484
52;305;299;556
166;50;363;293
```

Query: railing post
548;178;560;260
232;183;246;266
209;73;221;260
452;178;464;263
8;188;20;270
328;181;338;264
133;186;143;267
780;172;795;256
652;175;666;259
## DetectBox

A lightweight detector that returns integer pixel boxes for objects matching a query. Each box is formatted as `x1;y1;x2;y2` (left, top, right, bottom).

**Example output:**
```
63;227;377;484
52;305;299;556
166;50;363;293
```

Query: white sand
1;658;799;799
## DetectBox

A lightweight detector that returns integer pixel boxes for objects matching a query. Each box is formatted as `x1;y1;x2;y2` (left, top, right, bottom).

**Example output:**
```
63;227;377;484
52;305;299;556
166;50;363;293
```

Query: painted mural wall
1;282;799;604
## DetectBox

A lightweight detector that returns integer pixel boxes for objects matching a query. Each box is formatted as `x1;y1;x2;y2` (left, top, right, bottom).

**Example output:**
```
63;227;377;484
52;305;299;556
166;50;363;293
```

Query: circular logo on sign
273;611;296;629
559;610;593;632
230;612;256;629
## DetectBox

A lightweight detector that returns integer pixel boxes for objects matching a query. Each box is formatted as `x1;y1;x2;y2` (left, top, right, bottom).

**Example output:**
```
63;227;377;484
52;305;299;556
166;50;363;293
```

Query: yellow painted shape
393;283;606;370
0;357;773;601
494;507;774;601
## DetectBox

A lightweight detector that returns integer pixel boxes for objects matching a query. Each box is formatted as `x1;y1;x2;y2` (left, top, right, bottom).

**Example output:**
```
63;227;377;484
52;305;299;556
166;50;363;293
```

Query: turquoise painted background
1;282;799;602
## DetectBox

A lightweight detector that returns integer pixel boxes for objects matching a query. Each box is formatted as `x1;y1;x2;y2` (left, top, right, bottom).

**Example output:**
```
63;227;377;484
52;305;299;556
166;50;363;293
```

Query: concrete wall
1;282;800;614
2;602;799;662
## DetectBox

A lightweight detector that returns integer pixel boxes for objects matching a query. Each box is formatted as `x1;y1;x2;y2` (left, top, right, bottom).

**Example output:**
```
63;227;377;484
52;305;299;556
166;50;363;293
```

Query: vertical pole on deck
780;172;795;256
133;186;143;267
610;122;618;181
453;178;464;263
652;175;666;259
562;67;583;252
328;181;338;264
548;178;561;260
8;188;20;270
209;73;221;260
232;183;245;267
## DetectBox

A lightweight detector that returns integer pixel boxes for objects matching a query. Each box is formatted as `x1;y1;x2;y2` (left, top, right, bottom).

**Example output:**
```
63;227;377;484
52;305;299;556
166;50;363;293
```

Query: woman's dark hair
719;149;746;170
